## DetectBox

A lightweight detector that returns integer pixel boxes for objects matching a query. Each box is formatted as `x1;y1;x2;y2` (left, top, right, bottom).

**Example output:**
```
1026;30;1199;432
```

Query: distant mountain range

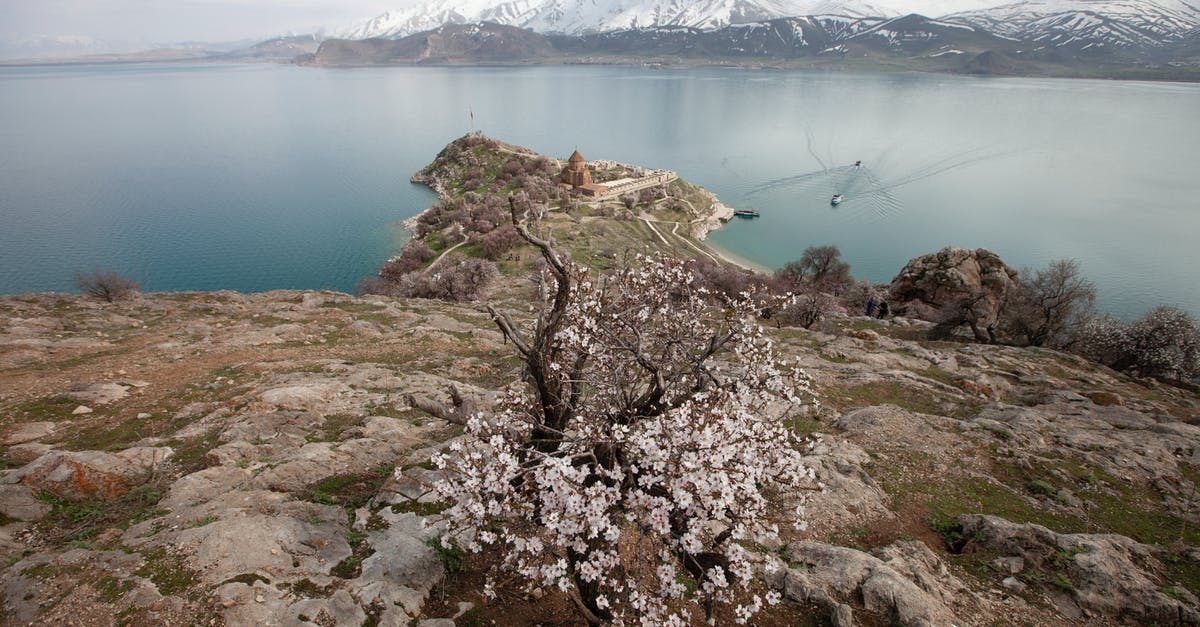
301;0;1200;80
5;0;1197;79
335;0;1200;49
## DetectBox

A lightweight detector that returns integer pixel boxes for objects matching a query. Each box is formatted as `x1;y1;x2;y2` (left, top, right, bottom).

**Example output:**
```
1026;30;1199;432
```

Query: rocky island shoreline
0;135;1197;626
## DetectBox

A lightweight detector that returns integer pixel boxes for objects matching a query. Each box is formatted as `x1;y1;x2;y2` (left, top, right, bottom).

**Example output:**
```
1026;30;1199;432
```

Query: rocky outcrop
7;447;173;500
957;514;1200;625
888;246;1019;341
770;540;973;626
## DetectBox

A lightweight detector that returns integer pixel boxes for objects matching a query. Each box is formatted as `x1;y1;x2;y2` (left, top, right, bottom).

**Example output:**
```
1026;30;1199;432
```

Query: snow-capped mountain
336;0;900;40
942;0;1200;49
0;35;129;59
336;0;1200;55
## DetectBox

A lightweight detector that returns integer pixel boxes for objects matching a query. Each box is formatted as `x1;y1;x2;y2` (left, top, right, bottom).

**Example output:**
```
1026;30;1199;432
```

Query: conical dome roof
568;150;585;164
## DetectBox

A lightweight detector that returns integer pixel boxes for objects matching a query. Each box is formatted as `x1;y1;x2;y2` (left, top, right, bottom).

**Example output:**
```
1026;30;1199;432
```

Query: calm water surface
1;63;1197;317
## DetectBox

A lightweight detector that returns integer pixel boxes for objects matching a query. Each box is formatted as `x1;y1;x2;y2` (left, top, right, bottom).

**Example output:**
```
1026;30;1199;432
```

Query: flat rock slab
3;421;58;446
0;485;51;521
259;383;349;411
8;447;173;500
68;383;131;405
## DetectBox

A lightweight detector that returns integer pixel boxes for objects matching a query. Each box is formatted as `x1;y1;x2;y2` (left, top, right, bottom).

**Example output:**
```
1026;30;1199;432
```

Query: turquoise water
1;63;1197;317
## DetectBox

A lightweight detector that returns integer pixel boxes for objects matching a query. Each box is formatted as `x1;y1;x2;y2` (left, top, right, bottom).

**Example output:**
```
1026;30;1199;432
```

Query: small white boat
831;194;844;206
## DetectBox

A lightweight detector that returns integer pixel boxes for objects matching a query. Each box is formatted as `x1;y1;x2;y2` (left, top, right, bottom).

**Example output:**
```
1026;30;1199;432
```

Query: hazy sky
0;0;402;43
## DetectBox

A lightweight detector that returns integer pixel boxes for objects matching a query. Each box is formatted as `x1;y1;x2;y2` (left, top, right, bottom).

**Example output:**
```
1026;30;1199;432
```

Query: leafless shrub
476;224;524;260
1004;259;1095;347
840;279;881;314
774;245;852;294
777;291;839;329
73;269;139;302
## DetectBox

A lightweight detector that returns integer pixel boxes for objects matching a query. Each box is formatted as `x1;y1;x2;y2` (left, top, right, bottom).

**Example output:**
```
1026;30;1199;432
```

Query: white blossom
433;251;818;624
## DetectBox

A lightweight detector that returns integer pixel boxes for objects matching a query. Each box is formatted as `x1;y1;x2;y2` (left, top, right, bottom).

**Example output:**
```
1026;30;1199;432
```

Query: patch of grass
995;456;1200;548
168;431;221;473
95;576;134;603
35;491;108;542
249;315;291;327
1164;550;1200;595
427;536;465;575
187;515;218;528
291;578;328;598
135;548;197;596
390;500;450;516
305;414;365;443
59;413;156;451
919;367;960;387
783;417;821;438
825;380;981;419
331;552;368;579
346;529;367;548
1026;480;1058;498
10;395;86;422
303;466;393;510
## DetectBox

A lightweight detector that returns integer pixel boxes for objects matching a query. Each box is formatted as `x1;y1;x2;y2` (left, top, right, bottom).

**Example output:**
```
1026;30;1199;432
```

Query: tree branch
406;385;476;426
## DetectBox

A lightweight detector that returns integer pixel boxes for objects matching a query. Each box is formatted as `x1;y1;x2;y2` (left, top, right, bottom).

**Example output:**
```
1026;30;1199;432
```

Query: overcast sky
0;0;405;43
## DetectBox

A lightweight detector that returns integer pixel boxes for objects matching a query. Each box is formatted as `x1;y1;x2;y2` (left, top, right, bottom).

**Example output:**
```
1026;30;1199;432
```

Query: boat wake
746;143;1014;223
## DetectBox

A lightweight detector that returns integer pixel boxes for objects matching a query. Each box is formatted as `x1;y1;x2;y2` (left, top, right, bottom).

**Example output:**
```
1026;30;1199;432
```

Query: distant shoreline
3;55;1198;85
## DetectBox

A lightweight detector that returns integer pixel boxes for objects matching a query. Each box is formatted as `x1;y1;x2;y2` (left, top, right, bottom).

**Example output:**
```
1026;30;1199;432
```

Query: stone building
559;148;679;199
560;150;593;188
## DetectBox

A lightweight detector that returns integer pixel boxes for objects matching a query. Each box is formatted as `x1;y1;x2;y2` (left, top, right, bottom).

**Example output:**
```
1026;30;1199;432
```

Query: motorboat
733;208;760;218
854;160;862;167
830;194;844;206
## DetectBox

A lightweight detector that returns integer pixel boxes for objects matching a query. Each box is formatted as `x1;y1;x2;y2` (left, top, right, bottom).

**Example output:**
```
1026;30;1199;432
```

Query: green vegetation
135;548;198;596
305;414;365;443
824;380;981;419
427;536;465;575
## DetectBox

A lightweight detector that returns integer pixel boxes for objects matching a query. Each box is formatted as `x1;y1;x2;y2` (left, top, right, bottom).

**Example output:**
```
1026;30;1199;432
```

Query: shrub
431;207;815;624
73;269;139;302
476;224;523;260
1004;259;1095;347
684;258;770;301
777;291;839;329
363;253;498;302
1070;307;1200;382
774;245;852;294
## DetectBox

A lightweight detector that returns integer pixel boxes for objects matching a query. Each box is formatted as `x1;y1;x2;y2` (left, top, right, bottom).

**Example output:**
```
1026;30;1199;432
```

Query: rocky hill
1;136;1198;625
305;18;1200;80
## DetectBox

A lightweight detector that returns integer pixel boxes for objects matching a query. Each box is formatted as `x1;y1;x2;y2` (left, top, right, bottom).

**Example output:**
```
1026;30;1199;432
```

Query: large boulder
957;514;1200;625
6;447;174;500
888;247;1019;340
771;540;968;626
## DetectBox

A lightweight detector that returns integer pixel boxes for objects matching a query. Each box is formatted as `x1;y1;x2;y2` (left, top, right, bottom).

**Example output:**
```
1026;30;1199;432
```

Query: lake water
2;63;1197;318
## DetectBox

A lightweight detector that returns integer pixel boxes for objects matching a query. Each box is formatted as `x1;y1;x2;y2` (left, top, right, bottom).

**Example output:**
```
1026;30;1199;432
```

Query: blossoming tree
430;198;818;625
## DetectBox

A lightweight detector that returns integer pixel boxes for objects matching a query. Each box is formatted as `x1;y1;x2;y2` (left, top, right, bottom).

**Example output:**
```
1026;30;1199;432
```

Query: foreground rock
772;540;972;626
957;514;1200;625
0;282;1196;625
